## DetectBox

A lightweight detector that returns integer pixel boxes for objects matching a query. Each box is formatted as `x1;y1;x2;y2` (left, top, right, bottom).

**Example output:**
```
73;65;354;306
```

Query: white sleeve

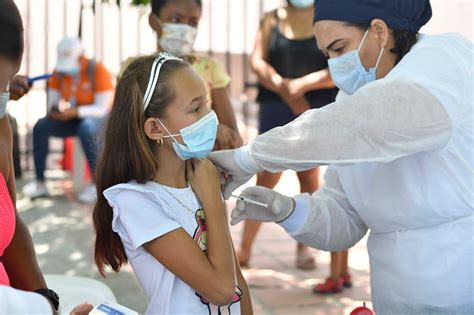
0;286;52;314
47;88;61;113
236;78;453;173
280;167;368;251
104;187;181;250
77;90;113;118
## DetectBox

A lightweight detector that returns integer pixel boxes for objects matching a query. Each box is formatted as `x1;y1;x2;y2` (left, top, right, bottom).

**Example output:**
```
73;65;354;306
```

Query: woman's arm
1;117;47;291
144;160;237;306
233;246;253;314
211;88;239;132
143;225;236;306
286;69;336;99
224;197;252;314
235;79;453;173
250;12;283;94
211;87;243;149
4;163;47;292
250;10;311;115
3;216;48;291
281;168;368;251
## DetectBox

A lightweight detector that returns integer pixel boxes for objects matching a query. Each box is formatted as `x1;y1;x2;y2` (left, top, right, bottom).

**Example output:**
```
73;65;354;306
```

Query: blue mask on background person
289;0;313;9
0;82;10;119
158;111;218;160
0;92;9;119
328;29;385;95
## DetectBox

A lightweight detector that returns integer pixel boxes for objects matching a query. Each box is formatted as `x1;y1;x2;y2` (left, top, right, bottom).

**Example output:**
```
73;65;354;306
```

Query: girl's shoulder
104;180;154;195
104;181;187;225
104;181;196;210
103;181;167;209
104;181;187;250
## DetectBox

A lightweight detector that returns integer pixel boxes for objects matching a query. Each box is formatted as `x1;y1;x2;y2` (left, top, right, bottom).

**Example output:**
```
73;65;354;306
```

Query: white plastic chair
45;275;117;314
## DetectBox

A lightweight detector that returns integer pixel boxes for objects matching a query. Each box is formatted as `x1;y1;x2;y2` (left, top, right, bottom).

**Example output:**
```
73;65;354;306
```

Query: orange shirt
48;56;113;106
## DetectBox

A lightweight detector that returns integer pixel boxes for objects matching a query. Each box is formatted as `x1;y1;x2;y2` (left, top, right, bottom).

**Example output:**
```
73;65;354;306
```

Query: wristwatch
34;288;60;311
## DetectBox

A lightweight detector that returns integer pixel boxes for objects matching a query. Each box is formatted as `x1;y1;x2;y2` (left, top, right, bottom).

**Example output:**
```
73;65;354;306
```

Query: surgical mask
328;29;385;95
158;111;218;160
288;0;313;9
0;82;10;119
155;17;198;57
65;68;80;76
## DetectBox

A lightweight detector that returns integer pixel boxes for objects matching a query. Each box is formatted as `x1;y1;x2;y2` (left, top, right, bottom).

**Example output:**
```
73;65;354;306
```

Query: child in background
93;53;252;314
146;0;243;151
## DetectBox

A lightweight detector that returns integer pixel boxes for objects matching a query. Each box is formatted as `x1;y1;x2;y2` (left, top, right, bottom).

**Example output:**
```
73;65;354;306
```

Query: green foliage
131;0;150;5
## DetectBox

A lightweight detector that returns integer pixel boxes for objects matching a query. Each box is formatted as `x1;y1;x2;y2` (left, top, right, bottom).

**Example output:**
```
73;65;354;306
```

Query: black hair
151;0;202;15
0;0;24;62
347;22;418;65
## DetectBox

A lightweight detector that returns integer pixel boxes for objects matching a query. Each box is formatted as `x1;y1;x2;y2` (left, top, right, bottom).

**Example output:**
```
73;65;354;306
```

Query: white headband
143;52;183;111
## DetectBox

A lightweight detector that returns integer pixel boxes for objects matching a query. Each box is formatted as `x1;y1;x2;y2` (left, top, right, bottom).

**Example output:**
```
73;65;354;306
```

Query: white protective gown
235;33;474;314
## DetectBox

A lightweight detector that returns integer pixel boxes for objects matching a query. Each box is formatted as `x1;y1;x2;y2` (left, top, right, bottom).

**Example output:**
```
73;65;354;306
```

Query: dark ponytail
390;29;418;64
347;22;418;65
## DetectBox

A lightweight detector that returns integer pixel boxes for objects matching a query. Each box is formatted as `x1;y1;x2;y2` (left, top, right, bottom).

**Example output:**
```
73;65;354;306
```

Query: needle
231;194;268;208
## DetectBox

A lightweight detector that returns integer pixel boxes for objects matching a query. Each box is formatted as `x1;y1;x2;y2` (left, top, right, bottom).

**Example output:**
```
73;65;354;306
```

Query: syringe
231;194;268;208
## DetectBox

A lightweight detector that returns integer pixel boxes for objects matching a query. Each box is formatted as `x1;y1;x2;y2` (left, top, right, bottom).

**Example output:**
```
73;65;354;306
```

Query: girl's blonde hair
93;54;189;275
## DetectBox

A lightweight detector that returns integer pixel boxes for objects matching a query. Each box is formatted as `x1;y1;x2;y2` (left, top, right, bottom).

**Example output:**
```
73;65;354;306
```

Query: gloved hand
208;150;254;199
230;186;295;225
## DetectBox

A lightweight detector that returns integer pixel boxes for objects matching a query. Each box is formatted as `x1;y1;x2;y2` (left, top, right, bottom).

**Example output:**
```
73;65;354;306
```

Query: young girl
148;0;243;151
93;53;252;314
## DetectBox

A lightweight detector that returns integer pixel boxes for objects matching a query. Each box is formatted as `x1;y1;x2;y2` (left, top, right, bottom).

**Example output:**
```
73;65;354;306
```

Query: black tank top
257;11;338;108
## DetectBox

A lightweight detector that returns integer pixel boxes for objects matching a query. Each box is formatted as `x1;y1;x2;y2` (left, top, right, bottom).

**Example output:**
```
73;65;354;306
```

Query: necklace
160;184;197;216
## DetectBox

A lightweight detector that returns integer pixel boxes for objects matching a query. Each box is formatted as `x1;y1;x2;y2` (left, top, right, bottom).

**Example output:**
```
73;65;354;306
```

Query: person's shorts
258;100;316;134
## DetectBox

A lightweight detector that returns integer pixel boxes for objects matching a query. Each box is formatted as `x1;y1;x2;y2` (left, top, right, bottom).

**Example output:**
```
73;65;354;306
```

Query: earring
157;138;164;146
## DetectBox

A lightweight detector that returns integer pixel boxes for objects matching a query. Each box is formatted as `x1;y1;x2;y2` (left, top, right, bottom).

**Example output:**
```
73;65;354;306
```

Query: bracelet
34;288;60;311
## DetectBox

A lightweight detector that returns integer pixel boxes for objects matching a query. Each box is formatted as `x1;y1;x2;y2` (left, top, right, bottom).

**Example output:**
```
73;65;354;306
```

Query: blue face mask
328;29;385;95
288;0;313;9
0;92;9;119
0;81;10;119
158;111;218;160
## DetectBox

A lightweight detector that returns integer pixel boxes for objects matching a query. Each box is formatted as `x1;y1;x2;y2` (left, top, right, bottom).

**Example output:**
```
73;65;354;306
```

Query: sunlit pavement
16;169;372;314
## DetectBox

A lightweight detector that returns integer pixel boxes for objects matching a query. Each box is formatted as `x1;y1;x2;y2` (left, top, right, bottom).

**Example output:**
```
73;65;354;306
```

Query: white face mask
155;17;198;57
0;82;10;119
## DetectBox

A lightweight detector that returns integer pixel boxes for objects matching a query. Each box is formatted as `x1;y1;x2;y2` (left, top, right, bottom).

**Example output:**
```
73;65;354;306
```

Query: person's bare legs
341;250;349;276
313;251;344;294
314;250;352;293
340;249;352;287
330;251;343;280
295;167;320;269
237;171;282;266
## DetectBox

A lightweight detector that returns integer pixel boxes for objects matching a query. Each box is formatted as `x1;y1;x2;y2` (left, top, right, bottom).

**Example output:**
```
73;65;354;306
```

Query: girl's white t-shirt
104;181;242;315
